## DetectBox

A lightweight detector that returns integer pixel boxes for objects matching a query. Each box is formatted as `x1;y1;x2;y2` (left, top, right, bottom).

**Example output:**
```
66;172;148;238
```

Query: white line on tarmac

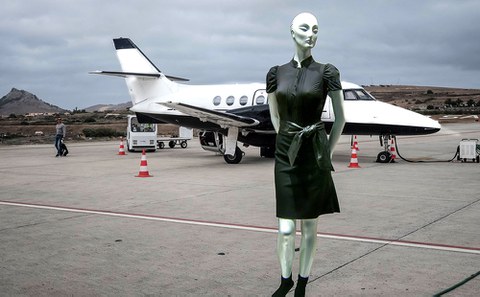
1;200;479;255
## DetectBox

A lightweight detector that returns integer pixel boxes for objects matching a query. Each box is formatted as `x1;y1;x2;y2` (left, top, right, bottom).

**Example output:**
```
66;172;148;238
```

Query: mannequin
267;12;345;297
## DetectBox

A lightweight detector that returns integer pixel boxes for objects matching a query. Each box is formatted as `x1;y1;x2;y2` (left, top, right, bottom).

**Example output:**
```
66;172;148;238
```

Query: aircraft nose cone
424;118;441;134
425;126;441;133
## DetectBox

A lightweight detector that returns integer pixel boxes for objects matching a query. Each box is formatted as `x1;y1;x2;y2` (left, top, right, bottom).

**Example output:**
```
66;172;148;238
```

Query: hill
0;88;67;116
84;102;132;112
364;85;480;111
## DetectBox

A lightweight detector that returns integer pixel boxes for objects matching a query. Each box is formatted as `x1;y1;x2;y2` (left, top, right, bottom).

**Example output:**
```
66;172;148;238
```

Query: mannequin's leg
277;218;296;277
294;218;318;297
272;218;296;296
298;218;318;277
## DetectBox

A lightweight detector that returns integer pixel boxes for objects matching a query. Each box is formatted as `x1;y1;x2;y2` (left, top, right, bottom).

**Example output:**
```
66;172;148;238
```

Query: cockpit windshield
344;89;375;101
130;117;156;132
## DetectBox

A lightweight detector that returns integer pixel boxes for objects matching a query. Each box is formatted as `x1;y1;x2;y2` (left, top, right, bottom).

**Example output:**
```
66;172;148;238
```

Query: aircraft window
256;95;265;105
239;95;248;106
213;96;221;106
344;89;375;101
226;95;235;106
344;90;357;100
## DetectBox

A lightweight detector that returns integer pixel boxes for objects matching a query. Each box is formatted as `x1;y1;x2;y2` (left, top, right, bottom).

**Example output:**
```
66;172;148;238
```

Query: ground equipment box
458;139;479;163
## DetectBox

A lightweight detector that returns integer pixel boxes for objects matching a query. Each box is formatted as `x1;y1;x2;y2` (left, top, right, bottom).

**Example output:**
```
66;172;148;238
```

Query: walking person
54;118;66;157
267;12;346;297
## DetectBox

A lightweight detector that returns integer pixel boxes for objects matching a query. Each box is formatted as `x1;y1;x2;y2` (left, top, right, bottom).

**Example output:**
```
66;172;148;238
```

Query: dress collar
290;56;314;68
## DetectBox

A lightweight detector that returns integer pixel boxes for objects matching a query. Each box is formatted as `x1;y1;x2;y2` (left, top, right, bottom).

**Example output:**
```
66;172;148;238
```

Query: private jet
91;38;441;164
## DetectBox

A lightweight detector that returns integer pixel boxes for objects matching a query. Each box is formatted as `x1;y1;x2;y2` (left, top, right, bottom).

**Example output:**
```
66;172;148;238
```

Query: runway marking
1;200;479;255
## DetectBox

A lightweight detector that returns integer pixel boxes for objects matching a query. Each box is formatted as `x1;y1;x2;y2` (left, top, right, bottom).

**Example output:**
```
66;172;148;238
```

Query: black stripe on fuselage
135;111;439;147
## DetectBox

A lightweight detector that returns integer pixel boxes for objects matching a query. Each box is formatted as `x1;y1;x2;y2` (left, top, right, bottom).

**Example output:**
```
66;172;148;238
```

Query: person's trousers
55;135;63;155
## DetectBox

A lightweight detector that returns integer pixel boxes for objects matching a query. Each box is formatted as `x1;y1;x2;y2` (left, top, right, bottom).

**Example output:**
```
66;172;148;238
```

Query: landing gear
223;146;244;164
199;131;245;164
376;134;394;163
377;151;392;163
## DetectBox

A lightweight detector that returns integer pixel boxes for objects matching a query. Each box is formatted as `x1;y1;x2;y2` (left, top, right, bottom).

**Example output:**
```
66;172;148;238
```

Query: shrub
82;128;124;137
84;117;96;123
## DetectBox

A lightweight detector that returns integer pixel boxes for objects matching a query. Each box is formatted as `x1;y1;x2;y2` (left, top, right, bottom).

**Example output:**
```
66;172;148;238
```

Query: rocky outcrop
0;88;67;116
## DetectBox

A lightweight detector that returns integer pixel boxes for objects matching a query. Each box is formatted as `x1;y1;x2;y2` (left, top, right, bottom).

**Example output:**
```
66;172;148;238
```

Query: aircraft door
253;89;267;105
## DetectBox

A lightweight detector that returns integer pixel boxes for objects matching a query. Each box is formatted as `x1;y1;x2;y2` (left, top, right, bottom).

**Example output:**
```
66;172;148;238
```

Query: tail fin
115;38;178;105
92;38;188;105
113;38;162;74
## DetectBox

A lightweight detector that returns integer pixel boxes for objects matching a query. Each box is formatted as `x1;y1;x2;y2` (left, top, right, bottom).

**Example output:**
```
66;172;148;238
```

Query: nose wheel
377;151;392;163
376;134;394;163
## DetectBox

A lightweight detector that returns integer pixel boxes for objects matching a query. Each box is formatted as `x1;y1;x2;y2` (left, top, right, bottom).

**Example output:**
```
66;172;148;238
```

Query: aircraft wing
159;102;259;128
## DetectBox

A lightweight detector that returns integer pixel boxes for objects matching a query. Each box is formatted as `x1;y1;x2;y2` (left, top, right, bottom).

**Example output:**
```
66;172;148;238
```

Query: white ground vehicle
126;115;157;152
127;115;192;151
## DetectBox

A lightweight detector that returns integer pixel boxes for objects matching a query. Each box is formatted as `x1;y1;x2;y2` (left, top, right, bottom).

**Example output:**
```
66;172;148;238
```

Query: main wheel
223;146;243;164
169;141;176;148
180;141;188;148
376;151;392;163
158;142;165;149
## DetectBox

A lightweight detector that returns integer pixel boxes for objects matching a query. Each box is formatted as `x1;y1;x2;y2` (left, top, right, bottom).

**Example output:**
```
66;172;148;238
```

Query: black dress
266;56;341;219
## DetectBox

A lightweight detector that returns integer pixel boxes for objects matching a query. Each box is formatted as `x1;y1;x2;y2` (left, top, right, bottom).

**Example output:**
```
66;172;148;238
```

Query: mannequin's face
291;13;318;49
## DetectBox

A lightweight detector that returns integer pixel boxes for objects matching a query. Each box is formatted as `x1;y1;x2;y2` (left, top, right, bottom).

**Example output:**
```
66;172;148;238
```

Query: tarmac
0;122;479;297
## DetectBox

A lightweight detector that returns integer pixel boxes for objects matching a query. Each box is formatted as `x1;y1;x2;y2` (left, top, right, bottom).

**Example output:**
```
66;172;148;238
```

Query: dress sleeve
266;66;278;93
324;63;342;92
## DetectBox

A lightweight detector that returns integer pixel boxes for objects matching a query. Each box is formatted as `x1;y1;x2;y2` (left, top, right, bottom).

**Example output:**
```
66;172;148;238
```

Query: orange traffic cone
135;149;152;177
390;138;397;162
353;135;359;151
348;146;361;168
118;137;126;155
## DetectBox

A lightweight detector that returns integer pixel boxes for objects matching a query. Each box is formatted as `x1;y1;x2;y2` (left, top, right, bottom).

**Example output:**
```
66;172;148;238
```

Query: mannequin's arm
328;90;346;157
268;93;280;133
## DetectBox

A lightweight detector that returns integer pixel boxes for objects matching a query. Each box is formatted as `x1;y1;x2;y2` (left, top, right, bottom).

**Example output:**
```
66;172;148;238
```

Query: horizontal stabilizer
160;102;259;128
89;71;189;82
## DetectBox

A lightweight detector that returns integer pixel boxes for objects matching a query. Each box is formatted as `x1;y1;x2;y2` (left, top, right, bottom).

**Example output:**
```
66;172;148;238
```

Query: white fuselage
129;81;441;136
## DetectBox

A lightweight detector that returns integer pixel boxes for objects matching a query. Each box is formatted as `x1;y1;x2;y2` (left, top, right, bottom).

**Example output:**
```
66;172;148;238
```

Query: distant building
25;112;56;117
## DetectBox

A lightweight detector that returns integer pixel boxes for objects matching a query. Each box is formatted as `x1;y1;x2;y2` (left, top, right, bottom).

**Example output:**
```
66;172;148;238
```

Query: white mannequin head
291;12;319;50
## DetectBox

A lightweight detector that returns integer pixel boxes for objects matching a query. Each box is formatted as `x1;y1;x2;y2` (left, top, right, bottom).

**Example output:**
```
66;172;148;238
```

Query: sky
1;0;480;110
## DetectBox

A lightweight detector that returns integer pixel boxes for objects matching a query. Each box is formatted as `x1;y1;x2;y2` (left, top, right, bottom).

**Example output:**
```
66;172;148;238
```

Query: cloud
0;0;479;109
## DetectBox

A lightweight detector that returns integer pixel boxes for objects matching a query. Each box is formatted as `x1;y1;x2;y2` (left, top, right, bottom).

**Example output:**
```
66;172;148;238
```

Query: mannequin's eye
299;25;309;32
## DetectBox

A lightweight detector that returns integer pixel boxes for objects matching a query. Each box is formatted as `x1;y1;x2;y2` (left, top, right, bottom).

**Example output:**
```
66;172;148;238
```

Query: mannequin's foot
272;275;294;297
294;275;308;297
